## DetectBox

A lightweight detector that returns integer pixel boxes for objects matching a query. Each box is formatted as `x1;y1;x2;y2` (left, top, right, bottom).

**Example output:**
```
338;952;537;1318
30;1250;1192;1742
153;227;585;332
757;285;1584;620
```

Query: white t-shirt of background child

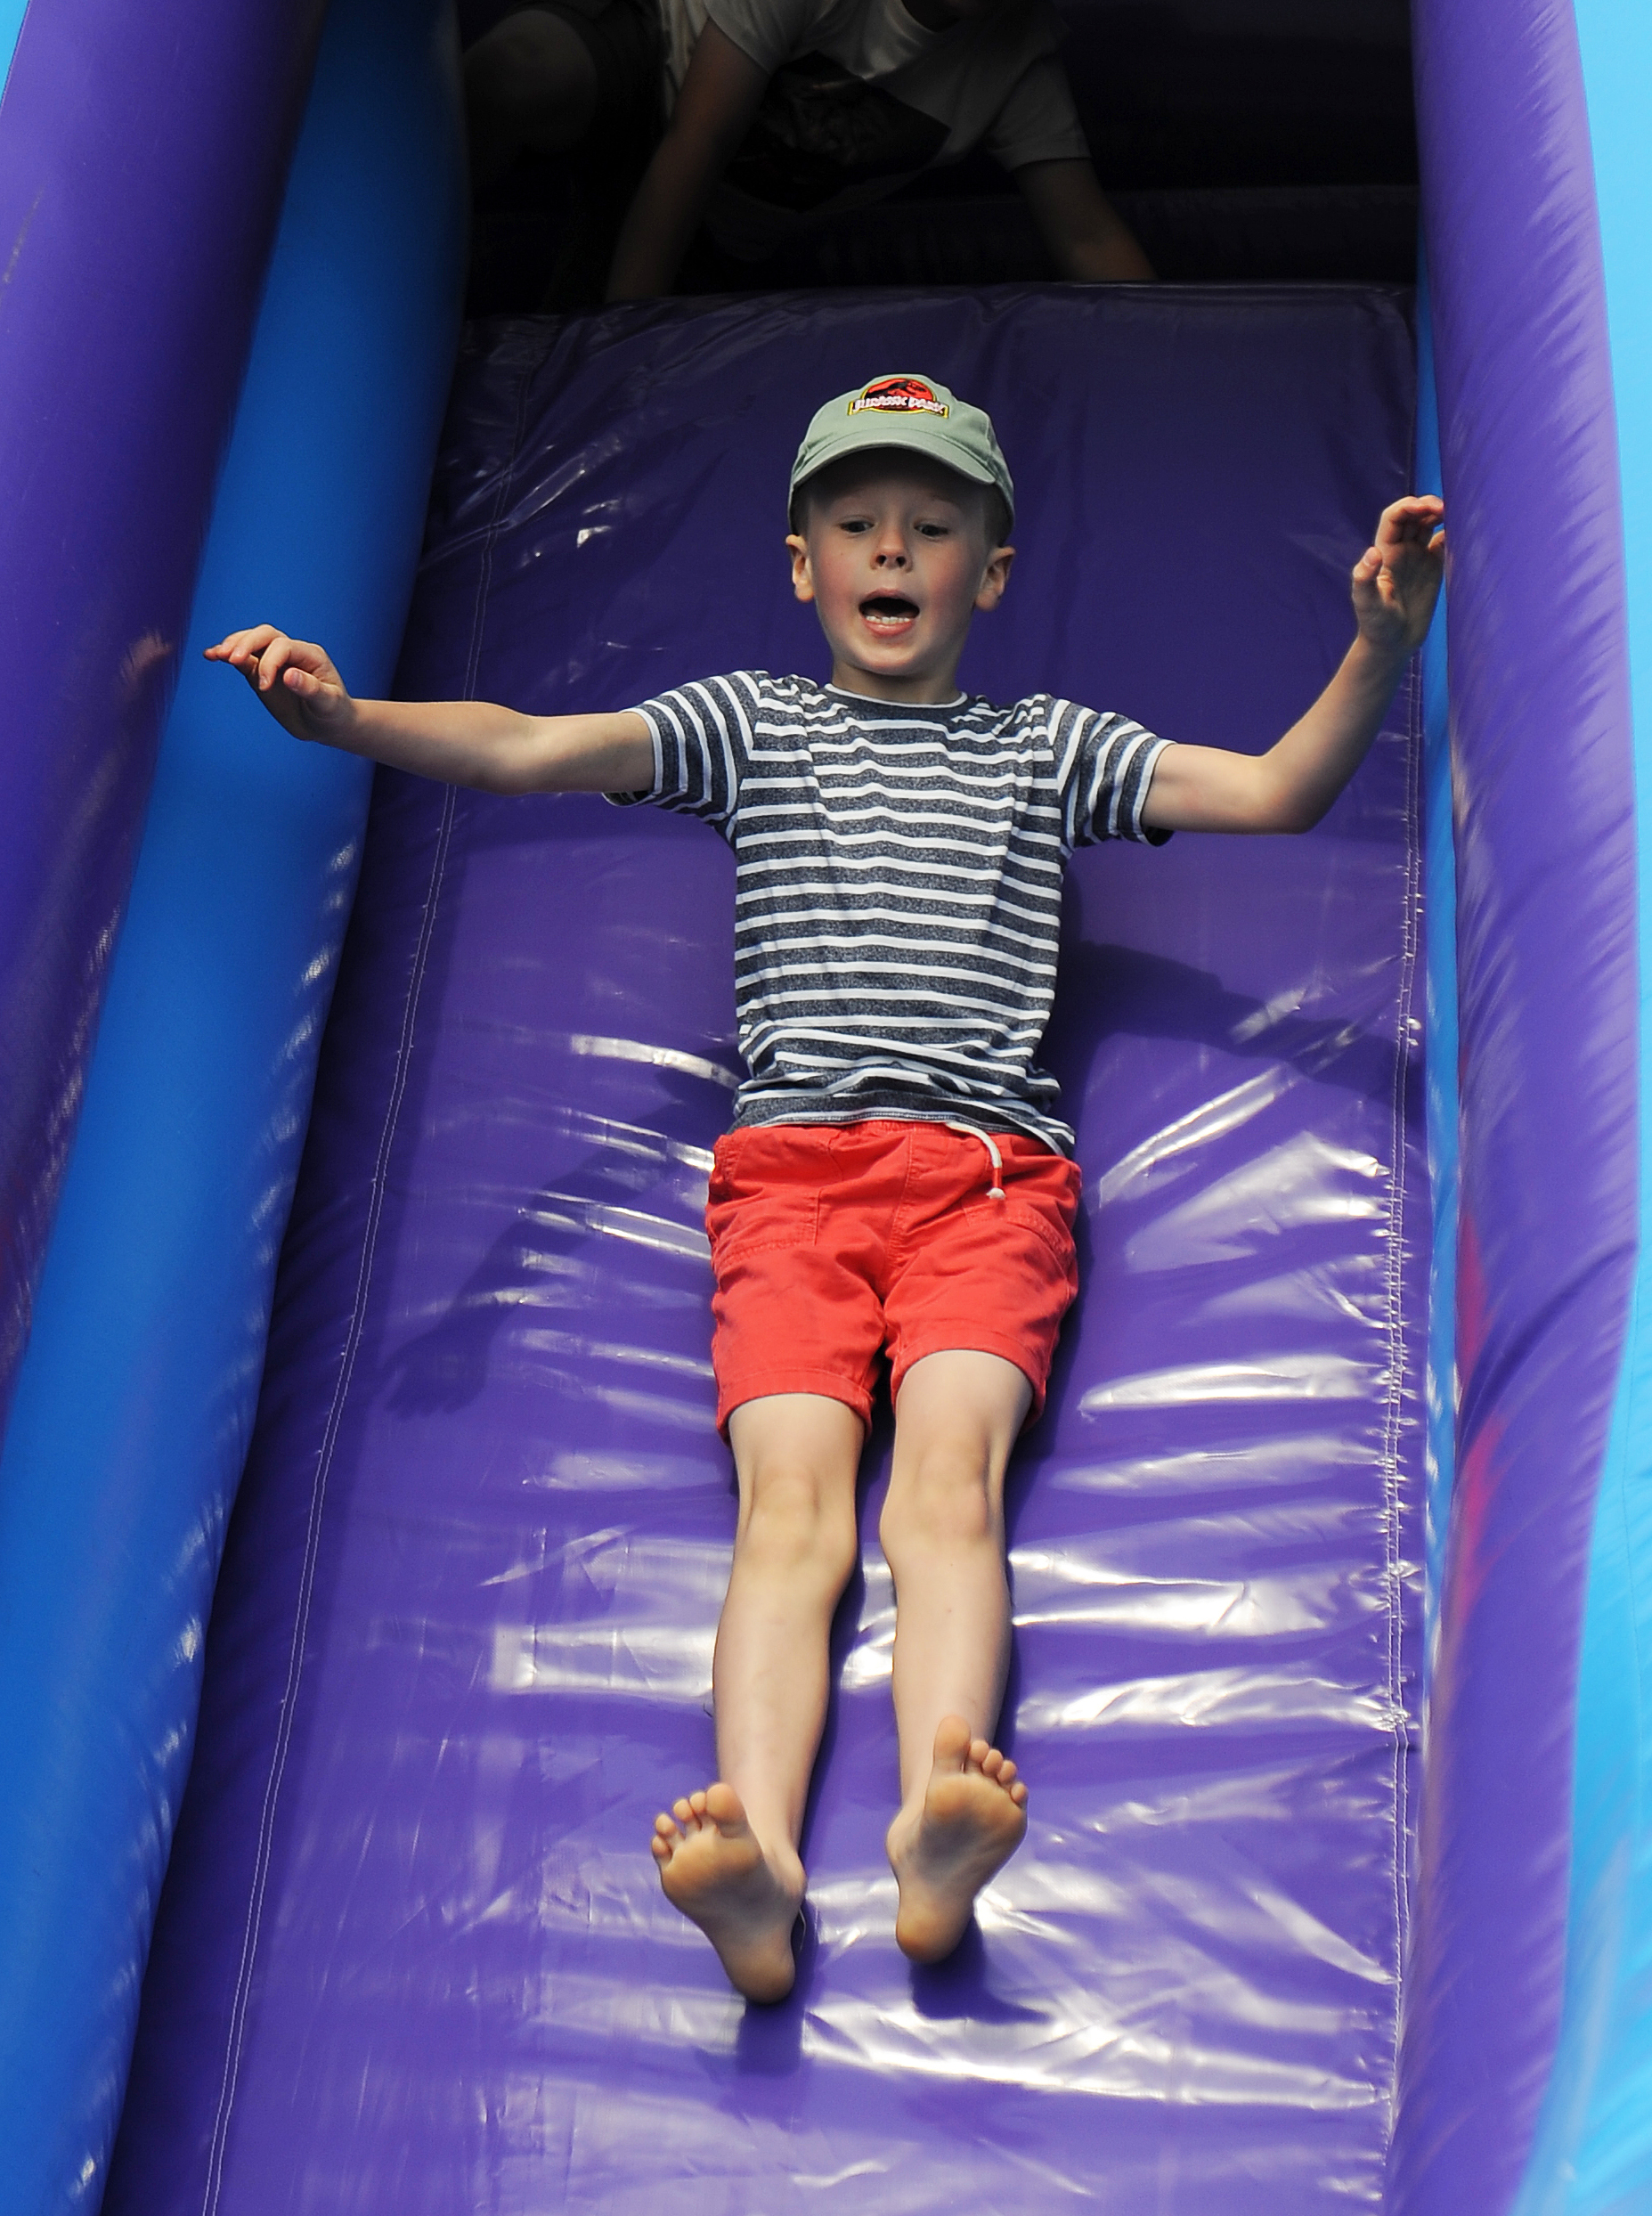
659;0;1090;260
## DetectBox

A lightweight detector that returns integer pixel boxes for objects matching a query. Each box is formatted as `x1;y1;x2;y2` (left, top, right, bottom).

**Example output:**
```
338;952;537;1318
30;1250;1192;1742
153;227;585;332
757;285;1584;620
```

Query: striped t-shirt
609;673;1171;1155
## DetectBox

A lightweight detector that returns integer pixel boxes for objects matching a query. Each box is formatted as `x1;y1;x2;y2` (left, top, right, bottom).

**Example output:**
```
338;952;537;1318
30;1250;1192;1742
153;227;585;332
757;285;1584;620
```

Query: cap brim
790;418;1000;498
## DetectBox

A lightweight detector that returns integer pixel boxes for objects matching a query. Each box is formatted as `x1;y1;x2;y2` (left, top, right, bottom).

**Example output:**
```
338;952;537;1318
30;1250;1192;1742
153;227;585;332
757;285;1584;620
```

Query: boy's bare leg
652;1391;863;2001
880;1349;1032;1963
464;12;599;196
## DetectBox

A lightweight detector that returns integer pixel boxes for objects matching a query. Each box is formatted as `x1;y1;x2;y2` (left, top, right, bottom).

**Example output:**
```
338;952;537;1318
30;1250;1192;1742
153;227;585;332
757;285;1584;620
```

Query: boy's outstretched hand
1350;496;1445;658
206;620;655;793
205;625;356;745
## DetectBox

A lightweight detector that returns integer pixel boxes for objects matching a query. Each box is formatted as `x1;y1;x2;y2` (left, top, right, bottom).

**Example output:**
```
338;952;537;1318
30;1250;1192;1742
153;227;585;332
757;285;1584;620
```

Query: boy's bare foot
885;1715;1028;1964
651;1781;804;2002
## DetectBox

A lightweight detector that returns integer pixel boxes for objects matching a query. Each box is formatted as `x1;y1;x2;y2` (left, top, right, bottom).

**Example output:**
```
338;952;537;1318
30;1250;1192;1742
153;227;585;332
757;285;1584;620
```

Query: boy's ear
785;531;816;604
975;543;1014;613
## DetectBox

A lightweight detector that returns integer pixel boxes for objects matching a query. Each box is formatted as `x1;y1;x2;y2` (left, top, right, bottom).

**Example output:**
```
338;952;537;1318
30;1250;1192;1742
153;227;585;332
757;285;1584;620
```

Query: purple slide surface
113;287;1423;2211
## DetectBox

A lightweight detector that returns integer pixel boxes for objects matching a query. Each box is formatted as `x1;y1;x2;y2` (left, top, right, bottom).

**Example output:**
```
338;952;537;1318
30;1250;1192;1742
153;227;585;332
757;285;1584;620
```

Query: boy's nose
871;537;910;568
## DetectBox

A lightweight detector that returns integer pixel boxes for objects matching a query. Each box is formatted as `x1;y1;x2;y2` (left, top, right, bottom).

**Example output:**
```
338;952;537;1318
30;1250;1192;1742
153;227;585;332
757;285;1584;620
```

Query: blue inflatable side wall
0;0;465;2200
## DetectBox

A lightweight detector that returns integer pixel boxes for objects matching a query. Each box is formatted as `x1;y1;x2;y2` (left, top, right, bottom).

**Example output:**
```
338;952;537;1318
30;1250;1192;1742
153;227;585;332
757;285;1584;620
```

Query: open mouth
859;592;920;636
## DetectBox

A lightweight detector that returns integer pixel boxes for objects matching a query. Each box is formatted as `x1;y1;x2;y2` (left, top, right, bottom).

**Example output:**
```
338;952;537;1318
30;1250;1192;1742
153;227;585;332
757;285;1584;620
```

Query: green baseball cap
788;372;1015;534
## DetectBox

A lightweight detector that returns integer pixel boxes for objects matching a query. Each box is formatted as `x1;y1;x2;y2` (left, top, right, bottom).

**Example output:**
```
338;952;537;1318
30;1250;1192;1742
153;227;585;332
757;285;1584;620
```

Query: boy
465;0;1152;296
208;373;1444;2005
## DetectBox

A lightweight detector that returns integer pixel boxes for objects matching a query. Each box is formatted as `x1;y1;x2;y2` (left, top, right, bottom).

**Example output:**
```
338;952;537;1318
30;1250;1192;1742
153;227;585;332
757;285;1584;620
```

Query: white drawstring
945;1121;1005;1200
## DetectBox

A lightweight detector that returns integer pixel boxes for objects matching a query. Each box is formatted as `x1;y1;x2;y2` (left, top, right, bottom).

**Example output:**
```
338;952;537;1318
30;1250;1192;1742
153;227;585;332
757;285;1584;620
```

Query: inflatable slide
0;2;1647;2212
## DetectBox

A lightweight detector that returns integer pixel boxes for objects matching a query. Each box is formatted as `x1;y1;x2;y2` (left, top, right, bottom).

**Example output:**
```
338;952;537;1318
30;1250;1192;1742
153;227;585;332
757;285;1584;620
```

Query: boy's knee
881;1446;996;1553
466;11;594;124
740;1462;859;1583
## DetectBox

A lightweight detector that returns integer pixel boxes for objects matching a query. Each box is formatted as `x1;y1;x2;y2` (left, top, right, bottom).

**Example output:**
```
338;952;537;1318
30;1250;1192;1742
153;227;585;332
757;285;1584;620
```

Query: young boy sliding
208;373;1444;2005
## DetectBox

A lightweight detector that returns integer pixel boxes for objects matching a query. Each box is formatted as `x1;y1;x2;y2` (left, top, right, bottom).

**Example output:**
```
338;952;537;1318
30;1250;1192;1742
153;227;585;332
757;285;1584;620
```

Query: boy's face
785;457;1013;703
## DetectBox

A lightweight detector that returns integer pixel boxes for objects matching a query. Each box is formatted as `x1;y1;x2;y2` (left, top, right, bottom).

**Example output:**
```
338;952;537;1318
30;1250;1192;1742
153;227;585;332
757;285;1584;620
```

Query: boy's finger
1377;499;1444;545
1379;514;1425;550
208;623;277;662
255;636;293;689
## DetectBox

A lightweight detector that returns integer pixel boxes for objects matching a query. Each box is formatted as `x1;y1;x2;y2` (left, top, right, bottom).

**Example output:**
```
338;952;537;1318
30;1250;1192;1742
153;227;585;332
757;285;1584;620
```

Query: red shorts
704;1119;1082;1435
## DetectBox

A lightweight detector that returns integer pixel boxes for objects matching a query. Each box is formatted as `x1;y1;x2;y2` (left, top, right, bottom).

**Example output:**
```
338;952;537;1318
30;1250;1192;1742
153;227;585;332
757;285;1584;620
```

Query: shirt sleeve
1054;702;1174;849
703;0;820;75
604;674;753;831
985;52;1092;174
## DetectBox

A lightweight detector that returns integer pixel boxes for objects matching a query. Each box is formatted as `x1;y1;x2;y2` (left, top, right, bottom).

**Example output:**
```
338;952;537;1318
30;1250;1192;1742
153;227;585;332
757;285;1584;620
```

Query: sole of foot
887;1715;1028;1965
652;1780;804;2003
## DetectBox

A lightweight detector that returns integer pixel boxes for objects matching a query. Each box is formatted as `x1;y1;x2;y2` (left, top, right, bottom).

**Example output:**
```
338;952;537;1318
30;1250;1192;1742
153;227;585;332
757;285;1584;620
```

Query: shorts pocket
964;1196;1076;1278
706;1129;824;1259
997;1152;1081;1267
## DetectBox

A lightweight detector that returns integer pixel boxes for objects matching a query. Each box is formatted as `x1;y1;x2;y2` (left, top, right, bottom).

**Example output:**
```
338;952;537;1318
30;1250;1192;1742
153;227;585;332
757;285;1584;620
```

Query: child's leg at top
464;11;598;194
651;1389;863;2002
881;1348;1031;1962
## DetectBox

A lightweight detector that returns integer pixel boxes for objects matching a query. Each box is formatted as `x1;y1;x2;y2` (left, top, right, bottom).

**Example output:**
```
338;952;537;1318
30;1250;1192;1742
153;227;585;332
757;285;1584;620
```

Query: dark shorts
705;1120;1083;1436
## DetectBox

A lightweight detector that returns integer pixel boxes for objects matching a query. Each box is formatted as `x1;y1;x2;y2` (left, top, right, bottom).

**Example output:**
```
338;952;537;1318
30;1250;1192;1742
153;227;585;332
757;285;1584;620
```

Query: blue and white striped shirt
610;673;1171;1154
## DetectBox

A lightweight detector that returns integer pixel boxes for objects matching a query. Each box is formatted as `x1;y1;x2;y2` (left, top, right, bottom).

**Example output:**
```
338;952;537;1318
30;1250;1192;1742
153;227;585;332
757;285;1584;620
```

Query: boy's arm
1015;159;1155;282
1142;496;1445;835
606;21;770;300
205;626;655;794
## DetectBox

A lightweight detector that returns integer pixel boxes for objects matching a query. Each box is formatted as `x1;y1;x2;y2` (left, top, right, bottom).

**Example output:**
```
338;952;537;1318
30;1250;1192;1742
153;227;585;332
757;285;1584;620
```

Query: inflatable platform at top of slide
0;2;1648;2212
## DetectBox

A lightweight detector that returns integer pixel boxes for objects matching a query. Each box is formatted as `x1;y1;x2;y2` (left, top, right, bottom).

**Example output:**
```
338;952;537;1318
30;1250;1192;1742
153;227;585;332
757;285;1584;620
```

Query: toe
932;1716;973;1771
671;1796;696;1828
981;1748;1005;1780
703;1780;746;1829
1010;1781;1029;1806
655;1812;680;1839
997;1758;1018;1787
968;1738;991;1772
650;1835;671;1863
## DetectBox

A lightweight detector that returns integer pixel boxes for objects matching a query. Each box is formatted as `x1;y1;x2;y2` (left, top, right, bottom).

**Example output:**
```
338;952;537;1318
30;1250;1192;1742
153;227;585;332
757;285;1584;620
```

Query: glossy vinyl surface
117;288;1424;2210
1412;270;1455;1676
0;0;326;1438
1393;4;1640;2209
1510;4;1652;2207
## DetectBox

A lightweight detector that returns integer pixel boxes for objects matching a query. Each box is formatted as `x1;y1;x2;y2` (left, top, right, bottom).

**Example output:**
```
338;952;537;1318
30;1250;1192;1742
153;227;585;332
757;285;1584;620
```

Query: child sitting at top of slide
208;373;1444;2004
464;0;1153;295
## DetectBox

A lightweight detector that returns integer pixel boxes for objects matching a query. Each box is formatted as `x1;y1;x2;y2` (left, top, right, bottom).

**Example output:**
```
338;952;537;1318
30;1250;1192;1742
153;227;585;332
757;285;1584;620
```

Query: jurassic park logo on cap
849;376;949;420
790;371;1013;531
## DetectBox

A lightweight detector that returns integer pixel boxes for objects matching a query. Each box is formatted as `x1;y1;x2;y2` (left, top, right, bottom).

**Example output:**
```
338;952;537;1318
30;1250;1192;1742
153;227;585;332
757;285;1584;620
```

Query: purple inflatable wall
0;0;326;1434
1391;3;1640;2205
112;285;1425;2211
